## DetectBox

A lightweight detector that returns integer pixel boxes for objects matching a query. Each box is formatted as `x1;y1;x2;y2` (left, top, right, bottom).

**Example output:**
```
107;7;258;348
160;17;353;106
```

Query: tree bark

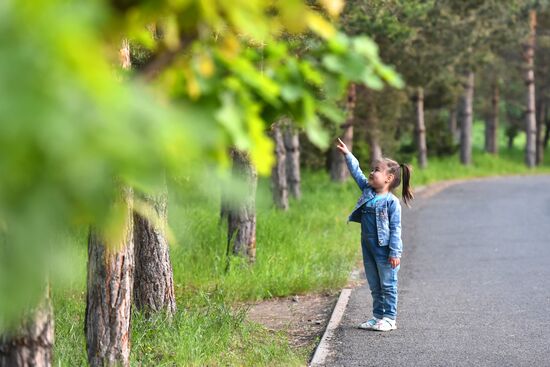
0;288;54;367
524;10;537;167
330;84;356;182
227;150;257;263
460;71;475;165
122;36;177;317
415;87;428;169
133;188;176;316
271;121;289;210
486;81;499;154
536;98;545;165
85;187;134;367
448;108;458;141
366;108;382;163
283;125;301;199
544;110;550;149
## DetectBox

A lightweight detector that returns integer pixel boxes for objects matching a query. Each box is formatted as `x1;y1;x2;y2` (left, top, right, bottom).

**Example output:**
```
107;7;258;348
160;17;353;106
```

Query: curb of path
308;179;463;367
309;288;352;367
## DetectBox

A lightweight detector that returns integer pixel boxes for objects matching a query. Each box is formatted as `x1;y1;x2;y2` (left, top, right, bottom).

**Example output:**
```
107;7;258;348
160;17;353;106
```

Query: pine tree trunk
122;35;176;316
85;187;134;367
536;98;545;165
486;82;499;154
460;71;475;165
544;109;550;149
524;10;537;167
133;188;176;316
448;108;458;141
84;39;135;367
330;84;356;182
271;122;288;210
366;108;382;163
415;87;428;169
369;135;382;163
227;150;257;263
283;125;301;199
0;288;54;367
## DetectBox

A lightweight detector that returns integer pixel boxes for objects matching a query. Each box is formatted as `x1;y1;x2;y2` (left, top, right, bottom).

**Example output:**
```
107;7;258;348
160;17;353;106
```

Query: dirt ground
247;292;339;353
246;266;366;360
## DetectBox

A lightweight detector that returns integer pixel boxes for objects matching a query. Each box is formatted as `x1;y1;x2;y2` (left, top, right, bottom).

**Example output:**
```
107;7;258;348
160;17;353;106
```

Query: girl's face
369;162;393;191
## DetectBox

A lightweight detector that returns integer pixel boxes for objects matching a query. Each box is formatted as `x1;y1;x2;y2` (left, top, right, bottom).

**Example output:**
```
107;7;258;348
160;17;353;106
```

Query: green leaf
215;92;249;150
361;71;384;90
322;54;344;72
281;84;303;102
305;116;329;149
318;101;346;124
353;36;379;58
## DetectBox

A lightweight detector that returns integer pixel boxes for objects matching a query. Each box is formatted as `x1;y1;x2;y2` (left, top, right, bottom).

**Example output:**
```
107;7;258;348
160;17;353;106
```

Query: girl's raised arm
336;139;369;191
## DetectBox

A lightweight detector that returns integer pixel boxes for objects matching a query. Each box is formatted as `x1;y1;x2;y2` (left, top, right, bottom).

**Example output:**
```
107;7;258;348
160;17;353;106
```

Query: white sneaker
358;317;380;330
372;317;396;332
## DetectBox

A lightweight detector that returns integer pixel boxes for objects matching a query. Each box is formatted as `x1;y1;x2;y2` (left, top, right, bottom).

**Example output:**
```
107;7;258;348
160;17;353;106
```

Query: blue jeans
361;207;399;320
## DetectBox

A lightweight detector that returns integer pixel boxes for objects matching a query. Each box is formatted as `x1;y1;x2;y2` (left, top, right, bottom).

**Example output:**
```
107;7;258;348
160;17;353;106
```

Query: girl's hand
389;257;400;269
336;138;350;155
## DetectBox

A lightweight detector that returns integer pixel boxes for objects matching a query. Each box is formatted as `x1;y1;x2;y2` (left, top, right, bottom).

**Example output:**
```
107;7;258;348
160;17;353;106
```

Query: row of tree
3;1;550;366
317;0;550;177
0;1;402;366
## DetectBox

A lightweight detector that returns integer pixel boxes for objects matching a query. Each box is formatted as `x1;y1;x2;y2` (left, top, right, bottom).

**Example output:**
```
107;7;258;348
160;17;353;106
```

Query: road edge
309;288;352;367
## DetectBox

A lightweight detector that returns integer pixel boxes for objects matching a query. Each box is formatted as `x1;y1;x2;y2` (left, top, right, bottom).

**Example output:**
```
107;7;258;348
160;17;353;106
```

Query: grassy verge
53;125;550;365
53;172;362;366
412;124;550;186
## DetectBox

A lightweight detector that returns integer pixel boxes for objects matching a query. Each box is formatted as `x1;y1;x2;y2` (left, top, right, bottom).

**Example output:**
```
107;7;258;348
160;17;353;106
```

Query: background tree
524;9;538;167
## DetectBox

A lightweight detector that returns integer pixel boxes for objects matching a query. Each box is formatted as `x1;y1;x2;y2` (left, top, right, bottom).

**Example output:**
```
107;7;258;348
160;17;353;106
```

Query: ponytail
380;158;414;207
400;163;414;207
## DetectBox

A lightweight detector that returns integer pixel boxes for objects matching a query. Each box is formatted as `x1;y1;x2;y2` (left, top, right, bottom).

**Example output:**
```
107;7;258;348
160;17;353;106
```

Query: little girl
336;138;413;332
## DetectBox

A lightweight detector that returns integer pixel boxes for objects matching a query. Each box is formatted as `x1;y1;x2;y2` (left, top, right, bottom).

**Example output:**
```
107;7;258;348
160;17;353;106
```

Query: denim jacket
345;153;403;258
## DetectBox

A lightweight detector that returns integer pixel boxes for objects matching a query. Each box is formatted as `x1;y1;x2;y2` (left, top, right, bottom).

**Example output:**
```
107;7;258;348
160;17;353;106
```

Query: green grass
52;120;550;365
53;172;361;366
169;172;361;305
412;121;550;186
53;288;305;366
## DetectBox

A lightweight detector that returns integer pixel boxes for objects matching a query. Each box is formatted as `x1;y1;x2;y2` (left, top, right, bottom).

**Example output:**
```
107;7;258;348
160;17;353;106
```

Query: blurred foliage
0;0;402;324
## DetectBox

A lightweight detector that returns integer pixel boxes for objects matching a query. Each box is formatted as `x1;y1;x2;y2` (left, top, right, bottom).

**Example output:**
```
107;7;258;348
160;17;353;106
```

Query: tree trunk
460;71;475;165
524;9;537;167
536;98;545;165
227;150;257;263
544;109;550;149
486;81;499;154
415;87;428;169
84;39;135;367
85;187;134;367
271;122;288;210
330;84;356;182
0;288;54;367
283;125;301;199
366;109;382;163
368;131;382;164
508;134;515;150
448;108;458;141
133;188;176;316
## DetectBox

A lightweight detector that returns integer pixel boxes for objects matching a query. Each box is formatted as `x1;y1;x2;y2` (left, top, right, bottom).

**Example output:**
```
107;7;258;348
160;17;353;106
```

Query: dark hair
378;158;414;207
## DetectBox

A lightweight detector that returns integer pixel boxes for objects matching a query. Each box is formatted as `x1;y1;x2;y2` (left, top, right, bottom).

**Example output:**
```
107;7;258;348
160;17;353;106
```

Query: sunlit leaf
318;0;345;18
306;12;336;39
163;15;180;50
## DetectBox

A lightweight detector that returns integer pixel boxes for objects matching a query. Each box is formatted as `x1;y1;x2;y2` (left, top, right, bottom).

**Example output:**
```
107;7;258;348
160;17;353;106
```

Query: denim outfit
361;198;400;320
345;153;402;320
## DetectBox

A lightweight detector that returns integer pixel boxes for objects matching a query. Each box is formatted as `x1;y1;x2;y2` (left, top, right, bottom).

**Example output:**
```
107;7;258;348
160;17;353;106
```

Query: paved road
325;176;550;366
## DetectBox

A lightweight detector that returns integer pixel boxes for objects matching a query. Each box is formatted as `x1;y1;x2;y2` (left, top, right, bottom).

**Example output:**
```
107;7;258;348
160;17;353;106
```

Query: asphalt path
325;175;550;366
